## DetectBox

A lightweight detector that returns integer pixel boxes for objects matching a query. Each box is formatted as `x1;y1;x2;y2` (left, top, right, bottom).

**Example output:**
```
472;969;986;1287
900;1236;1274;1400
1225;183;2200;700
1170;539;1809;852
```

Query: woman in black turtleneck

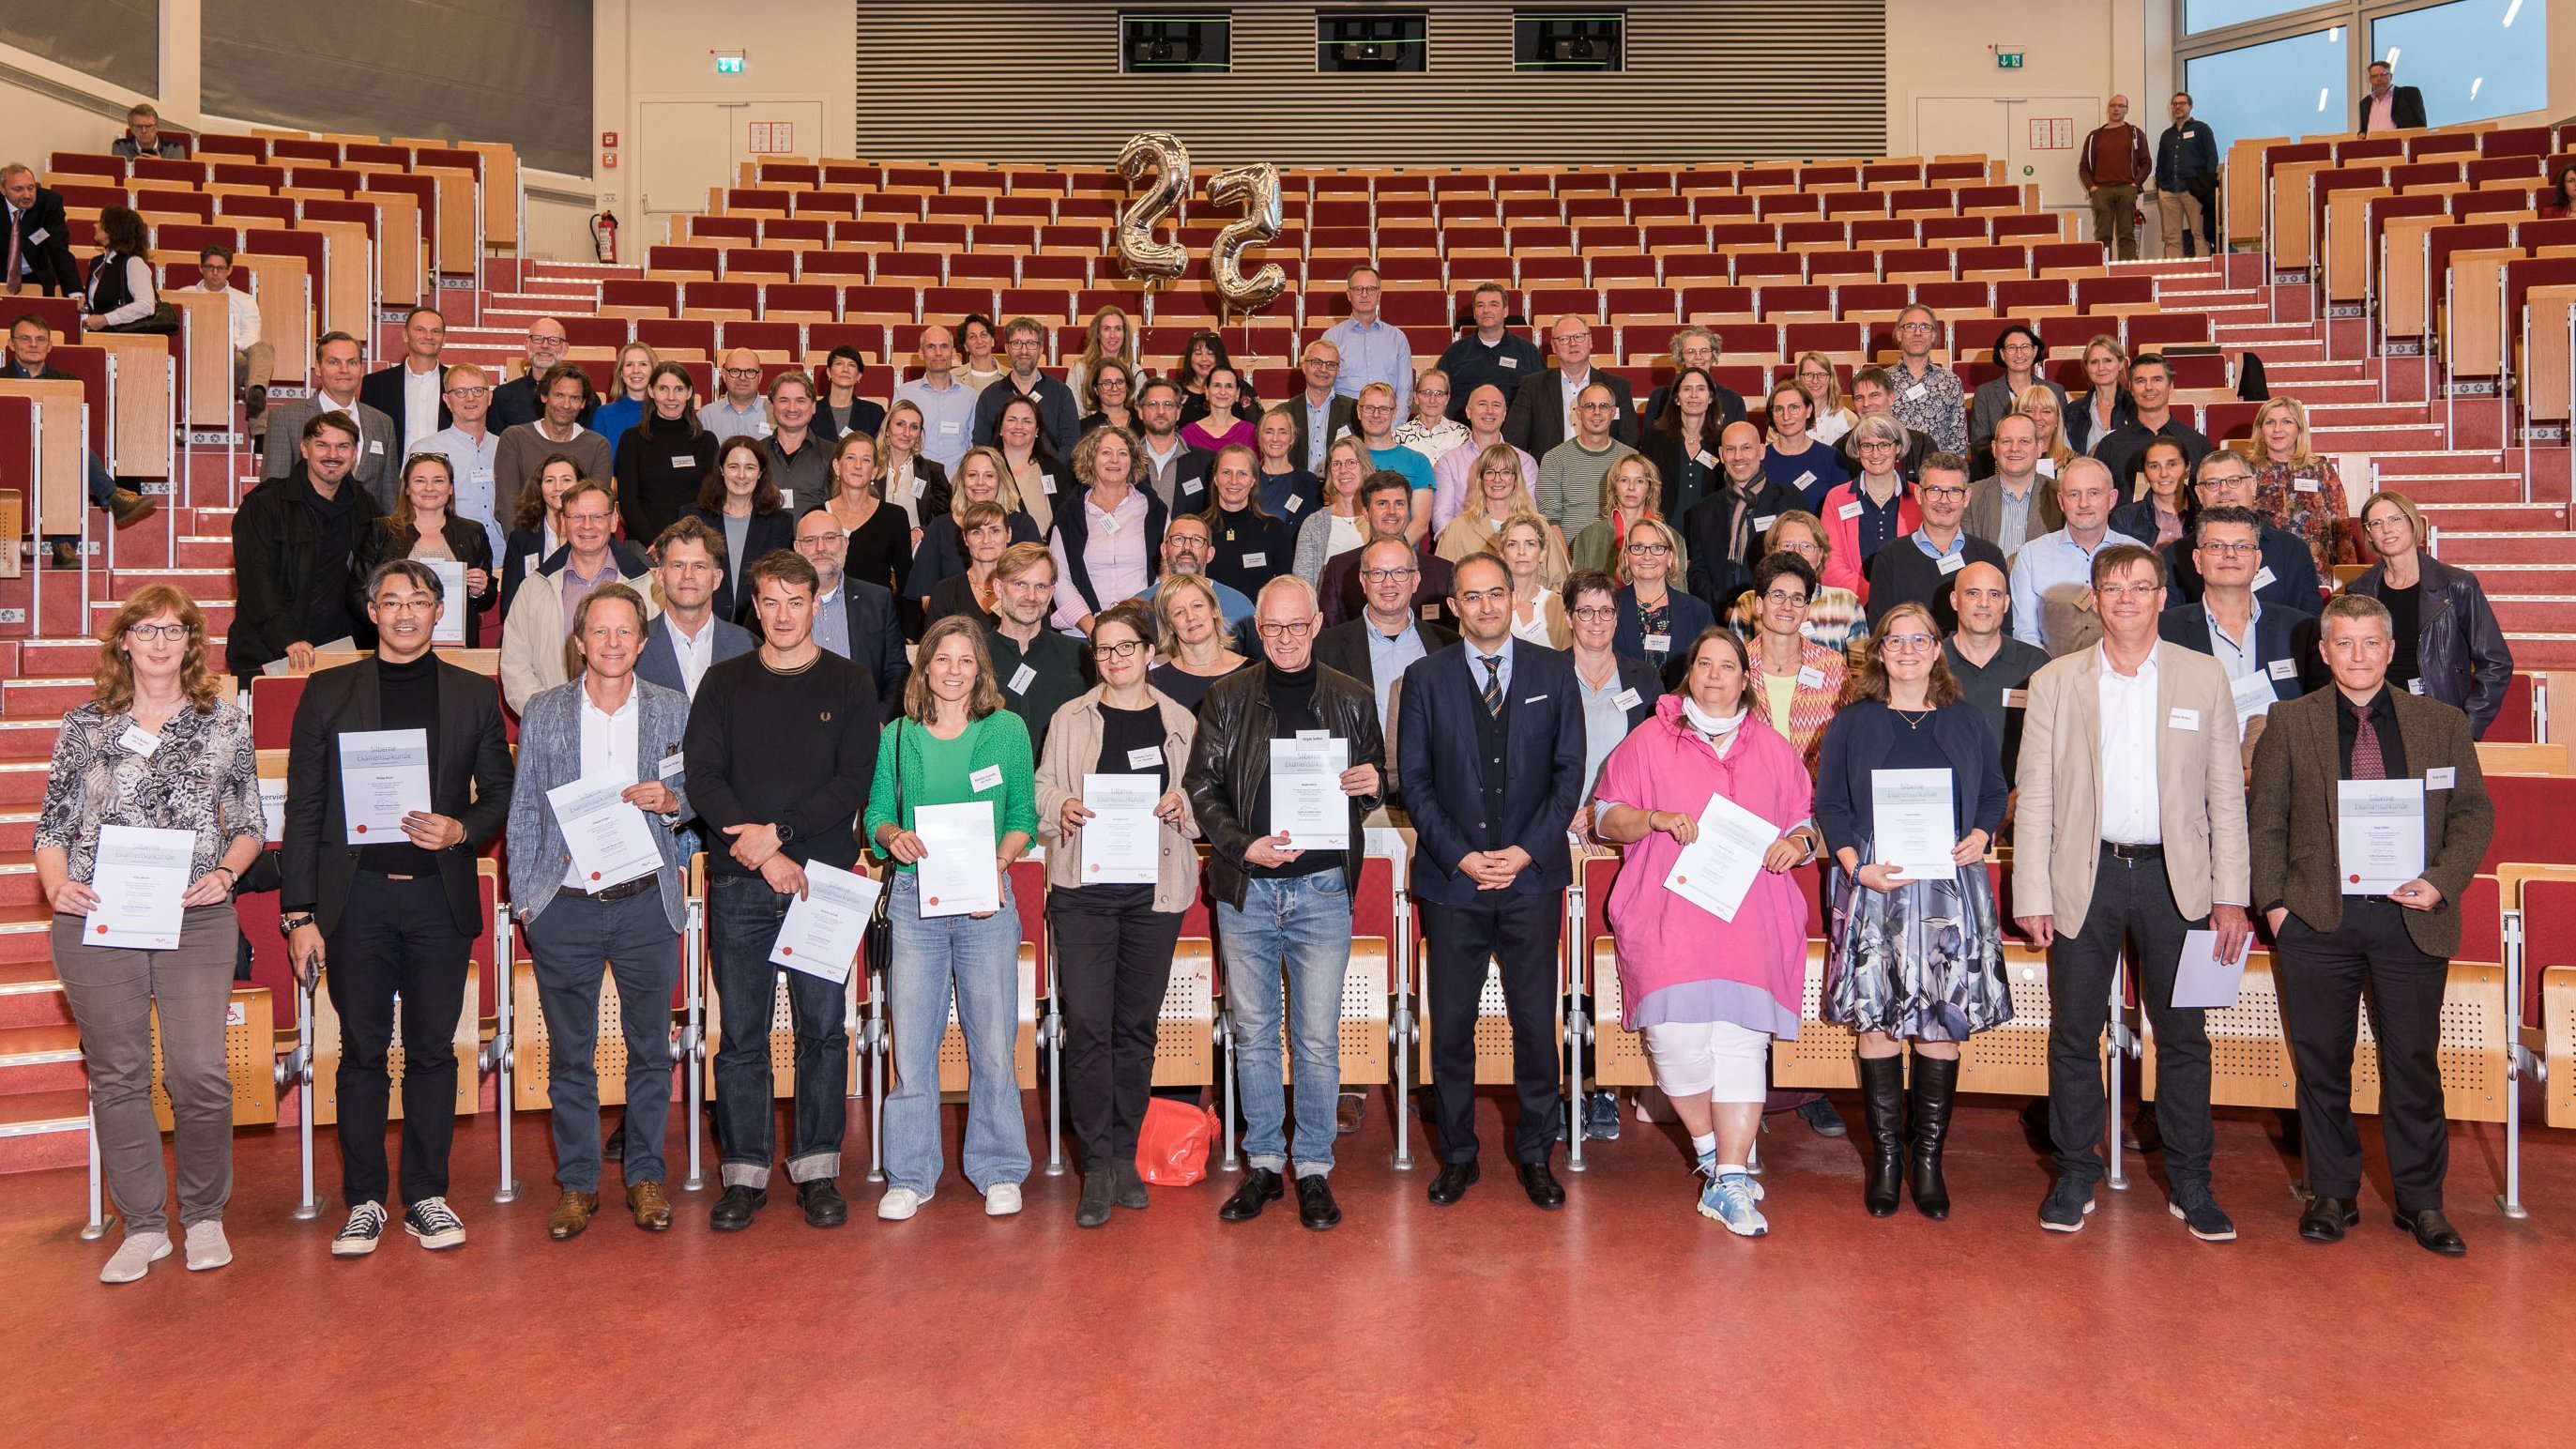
613;361;719;543
1201;446;1292;602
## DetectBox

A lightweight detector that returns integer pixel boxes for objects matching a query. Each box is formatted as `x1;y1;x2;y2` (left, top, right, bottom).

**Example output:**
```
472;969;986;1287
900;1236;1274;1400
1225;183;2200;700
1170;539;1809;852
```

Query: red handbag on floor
1135;1100;1218;1186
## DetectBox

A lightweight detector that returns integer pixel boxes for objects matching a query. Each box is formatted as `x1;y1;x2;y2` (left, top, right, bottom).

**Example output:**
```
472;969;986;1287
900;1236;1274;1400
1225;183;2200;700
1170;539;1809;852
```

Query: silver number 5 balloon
1115;131;1191;282
1206;161;1286;316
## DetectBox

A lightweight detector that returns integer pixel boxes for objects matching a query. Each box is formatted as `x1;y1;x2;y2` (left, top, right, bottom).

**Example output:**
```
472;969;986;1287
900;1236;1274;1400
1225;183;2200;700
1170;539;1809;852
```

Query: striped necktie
1480;655;1504;716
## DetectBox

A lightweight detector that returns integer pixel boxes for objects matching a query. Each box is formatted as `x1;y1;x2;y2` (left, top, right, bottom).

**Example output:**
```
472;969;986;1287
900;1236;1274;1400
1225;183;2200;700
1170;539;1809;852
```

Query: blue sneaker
1583;1091;1622;1141
1696;1151;1764;1199
1698;1170;1769;1236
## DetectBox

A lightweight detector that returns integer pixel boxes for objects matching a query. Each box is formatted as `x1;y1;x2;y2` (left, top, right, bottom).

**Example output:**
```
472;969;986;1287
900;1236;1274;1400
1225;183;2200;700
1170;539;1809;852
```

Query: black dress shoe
709;1183;766;1231
1517;1160;1565;1211
797;1178;848;1228
2395;1207;2467;1257
1219;1167;1283;1222
1295;1174;1342;1230
2298;1195;2358;1243
1427;1159;1480;1206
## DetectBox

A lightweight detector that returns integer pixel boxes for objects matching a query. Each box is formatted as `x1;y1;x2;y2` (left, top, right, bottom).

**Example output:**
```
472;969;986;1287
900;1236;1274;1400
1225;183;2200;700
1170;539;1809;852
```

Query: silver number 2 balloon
1115;131;1191;282
1205;161;1286;315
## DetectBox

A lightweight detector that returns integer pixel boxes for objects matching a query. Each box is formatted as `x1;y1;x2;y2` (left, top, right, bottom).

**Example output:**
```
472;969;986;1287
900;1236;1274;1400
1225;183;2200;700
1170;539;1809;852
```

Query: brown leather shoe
546;1189;600;1241
627;1181;672;1232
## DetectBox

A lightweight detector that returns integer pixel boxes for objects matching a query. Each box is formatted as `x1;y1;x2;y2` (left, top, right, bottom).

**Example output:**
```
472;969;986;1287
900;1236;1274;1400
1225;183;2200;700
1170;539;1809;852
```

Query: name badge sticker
1612;687;1642;710
1837;501;1864;520
2426;767;2456;790
1694;450;1716;468
2294;479;2321;494
119;724;158;756
1796;666;1825;688
1040;473;1059;496
969;765;1003;793
2002;688;2029;709
1128;747;1162;770
1420;602;1440;619
1751;513;1777;533
2252;565;2277;589
1007;663;1036;694
911;476;927;499
1937;552;1965;575
2407;678;2425;695
1242;551;1267;568
1499;357;1518;369
1643;633;1670;654
937;419;961;435
1284;495;1304;513
2268;658;2296;680
1296;728;1328;740
1792;471;1816;490
2169;708;2201;731
26;227;47;244
369;440;385;455
658;754;686;780
671;455;694;468
1180;475;1203;495
1903;383;1928;401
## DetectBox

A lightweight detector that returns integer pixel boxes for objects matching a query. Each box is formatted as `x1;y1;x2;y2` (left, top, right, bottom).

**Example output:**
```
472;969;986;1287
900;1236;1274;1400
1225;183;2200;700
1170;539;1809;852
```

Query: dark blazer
1283;393;1362;474
2160;521;2321;614
262;395;401;508
2248;685;2493;956
680;505;796;623
488;371;597;434
1682;478;1807;613
2156;119;2220;189
1505;368;1639;457
4;188;82;296
349;516;499;648
1601;652;1667;734
1312;616;1459;694
2343;553;2515;739
2359;85;2428;133
827;574;911;716
1397;641;1589;904
2158;600;2326;701
358;362;450;437
1320;541;1454;630
1612;587;1716;683
281;654;515;936
906;508;1042;601
1641;380;1748;433
1815;699;2007;859
633;611;755;697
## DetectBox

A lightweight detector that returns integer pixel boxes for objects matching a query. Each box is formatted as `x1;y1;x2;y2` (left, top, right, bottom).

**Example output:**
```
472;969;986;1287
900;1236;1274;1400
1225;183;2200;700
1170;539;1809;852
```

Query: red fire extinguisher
591;210;619;264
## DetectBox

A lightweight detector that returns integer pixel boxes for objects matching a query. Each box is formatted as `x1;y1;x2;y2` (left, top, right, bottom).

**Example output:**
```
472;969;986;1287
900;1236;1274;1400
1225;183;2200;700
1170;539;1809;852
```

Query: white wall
1884;0;2153;155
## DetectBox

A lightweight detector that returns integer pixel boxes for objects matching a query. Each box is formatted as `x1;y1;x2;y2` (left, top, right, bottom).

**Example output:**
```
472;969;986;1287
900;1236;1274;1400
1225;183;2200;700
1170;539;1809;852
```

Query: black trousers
2190;178;2219;250
1049;886;1182;1174
326;871;472;1208
2048;847;2215;1189
1422;891;1563;1167
2276;897;2451;1210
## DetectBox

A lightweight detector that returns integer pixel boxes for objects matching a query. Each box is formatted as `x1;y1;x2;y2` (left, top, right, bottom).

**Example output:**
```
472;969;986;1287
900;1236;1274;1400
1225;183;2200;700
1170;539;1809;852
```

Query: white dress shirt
2095;644;2161;845
199;281;261;350
564;683;642;889
402;363;442;452
666;612;717;697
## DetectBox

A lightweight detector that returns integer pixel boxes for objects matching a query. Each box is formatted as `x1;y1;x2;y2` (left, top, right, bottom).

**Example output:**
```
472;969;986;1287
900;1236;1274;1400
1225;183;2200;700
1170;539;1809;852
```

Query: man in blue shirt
1319;267;1415;419
2154;93;2220;259
1141;515;1255;629
2010;457;2143;654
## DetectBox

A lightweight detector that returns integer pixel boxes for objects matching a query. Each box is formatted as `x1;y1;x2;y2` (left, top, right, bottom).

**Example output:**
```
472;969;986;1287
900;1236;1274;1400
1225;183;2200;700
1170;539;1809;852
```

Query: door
637;99;827;243
1914;93;2104;215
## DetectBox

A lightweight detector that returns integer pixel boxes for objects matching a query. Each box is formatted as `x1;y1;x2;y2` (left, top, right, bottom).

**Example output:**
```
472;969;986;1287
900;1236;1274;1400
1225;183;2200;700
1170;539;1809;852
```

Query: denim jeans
883;871;1030;1197
708;873;849;1190
1219;872;1350;1178
522;889;681;1193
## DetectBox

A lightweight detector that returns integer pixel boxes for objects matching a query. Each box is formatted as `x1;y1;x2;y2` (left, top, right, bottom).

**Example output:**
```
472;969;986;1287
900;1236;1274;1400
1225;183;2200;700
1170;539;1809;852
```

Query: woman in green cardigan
865;615;1041;1222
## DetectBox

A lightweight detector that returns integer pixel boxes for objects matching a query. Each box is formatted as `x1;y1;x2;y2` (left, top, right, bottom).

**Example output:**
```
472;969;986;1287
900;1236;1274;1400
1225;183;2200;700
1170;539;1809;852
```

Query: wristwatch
278;912;316;937
774;822;797;847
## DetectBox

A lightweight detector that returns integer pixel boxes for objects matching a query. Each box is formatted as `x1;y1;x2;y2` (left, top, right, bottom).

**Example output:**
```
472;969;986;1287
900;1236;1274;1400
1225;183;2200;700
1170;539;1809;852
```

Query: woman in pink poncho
1593;627;1821;1236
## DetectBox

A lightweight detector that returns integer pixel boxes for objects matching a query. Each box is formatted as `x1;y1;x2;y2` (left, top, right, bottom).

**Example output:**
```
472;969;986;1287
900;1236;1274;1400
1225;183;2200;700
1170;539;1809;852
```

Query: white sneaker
100;1231;172;1284
183;1221;232;1272
983;1182;1023;1217
331;1201;389;1257
876;1187;929;1221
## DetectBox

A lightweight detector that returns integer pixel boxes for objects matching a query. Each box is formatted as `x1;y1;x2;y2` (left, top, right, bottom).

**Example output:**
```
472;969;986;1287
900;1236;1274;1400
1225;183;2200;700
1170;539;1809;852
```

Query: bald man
1943;559;2050;787
1682;420;1806;614
699;349;772;443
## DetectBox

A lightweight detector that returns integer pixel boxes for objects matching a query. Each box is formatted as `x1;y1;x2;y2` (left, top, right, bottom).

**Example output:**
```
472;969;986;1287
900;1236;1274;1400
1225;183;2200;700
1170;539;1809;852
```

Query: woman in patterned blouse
35;585;265;1284
2250;397;2356;575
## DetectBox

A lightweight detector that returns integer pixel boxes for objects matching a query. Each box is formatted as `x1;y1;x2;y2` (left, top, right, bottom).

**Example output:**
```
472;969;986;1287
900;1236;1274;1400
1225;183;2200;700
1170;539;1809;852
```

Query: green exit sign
714;53;744;74
1997;51;2024;69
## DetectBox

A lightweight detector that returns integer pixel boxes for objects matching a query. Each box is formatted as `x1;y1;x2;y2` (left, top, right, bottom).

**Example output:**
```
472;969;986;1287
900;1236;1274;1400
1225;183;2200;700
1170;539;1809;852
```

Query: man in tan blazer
2013;542;2251;1241
2249;593;2492;1257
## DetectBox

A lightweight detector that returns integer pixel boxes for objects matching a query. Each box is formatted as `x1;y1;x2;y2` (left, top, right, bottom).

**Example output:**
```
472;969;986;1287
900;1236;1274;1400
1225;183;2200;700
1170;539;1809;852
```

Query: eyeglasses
1922;485;1969;500
1896;321;1937;333
125;622;188;642
1456;587;1510;606
1880;633;1936;653
1624;541;1672;557
1091;638;1148;660
1856;439;1899;452
1255;619;1314;638
2096;582;2162;600
1358;567;1417;583
443;387;490;400
2196;473;2254;491
562;509;616;525
1761;588;1809;605
2197;540;2259;556
1570;605;1618;621
526;333;565;347
1358;404;1395;415
722;367;761;379
373;596;439;614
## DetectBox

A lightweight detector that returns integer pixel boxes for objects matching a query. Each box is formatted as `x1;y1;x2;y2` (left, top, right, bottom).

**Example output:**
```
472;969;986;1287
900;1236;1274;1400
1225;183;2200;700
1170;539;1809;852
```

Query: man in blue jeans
682;550;883;1232
1182;575;1386;1230
5;313;156;569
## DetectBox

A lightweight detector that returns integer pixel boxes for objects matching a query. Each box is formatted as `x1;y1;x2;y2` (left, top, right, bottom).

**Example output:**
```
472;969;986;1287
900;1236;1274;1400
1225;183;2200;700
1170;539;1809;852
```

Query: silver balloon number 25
1114;132;1286;316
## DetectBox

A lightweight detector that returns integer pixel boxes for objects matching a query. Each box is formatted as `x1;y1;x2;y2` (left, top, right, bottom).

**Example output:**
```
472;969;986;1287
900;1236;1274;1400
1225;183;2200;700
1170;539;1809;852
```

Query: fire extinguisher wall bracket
591;210;620;265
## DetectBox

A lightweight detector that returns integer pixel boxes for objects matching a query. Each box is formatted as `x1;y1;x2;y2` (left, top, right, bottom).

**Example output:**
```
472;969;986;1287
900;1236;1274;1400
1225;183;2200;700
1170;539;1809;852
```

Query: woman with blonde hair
1814;601;2008;1219
1571;453;1688;580
1065;303;1142;413
1435;443;1556;563
1609;515;1714;677
1795;352;1856;445
2067;334;2132;455
590;341;660;449
1290;435;1374;585
2013;383;2078;478
1500;513;1573;648
2250;396;2355;574
876;398;950;539
1145;573;1247;711
38;586;265;1281
906;445;1039;615
2343;489;2513;737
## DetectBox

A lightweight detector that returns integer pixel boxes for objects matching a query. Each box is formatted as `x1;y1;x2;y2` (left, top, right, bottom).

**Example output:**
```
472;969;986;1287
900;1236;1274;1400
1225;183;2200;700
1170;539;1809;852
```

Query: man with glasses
1287;340;1359;473
792;506;908;713
1682;419;1803;614
2157;506;2324;758
228;412;383;683
1316;537;1460;757
1866;453;2004;633
1429;383;1534;534
187;245;276;437
1885;306;1967;457
2016;542;2252;1242
1435;282;1545;424
1354;381;1436;543
1533;382;1640;539
1320;471;1456;629
2357;59;2427;134
490;318;590;432
501;479;657;712
2161;450;2321;609
419;363;508;558
1965;413;2063;562
2154;93;2220;260
699;349;773;444
1507;314;1637;457
110;102;188;160
282;559;515;1255
1319;266;1414;419
1184;575;1386;1231
971;315;1079;456
2079;95;2152;261
2009;457;2144;655
361;307;450;451
264;330;399;508
2095;354;2211;498
1141;515;1255;629
983;541;1088;755
1133;378;1215;512
1835;368;1935;486
894;325;976;470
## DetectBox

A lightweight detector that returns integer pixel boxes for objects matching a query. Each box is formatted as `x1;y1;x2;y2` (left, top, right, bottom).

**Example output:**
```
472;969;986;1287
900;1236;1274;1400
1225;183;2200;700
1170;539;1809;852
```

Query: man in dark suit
1506;315;1639;457
1;165;82;296
281;558;514;1256
634;516;754;700
1319;471;1454;630
487;317;594;433
359;307;450;448
1399;552;1589;1210
1284;340;1361;475
1682;421;1805;615
2163;448;2322;610
2249;592;2493;1256
2359;61;2428;133
1314;537;1459;779
792;507;909;714
2157;508;2327;732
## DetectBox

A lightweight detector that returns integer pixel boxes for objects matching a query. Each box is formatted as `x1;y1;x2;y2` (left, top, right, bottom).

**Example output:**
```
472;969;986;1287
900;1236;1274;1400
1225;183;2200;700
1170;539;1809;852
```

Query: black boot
1858;1054;1907;1218
1907;1053;1959;1220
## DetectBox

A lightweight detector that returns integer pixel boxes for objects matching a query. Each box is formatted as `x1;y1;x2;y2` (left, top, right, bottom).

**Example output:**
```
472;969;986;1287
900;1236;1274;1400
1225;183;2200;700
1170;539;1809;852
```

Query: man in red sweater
2079;95;2152;262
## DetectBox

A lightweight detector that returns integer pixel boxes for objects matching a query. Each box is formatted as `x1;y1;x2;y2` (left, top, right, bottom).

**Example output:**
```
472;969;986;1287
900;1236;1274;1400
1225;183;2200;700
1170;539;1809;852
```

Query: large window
2185;0;2318;34
2370;0;2548;128
2186;27;2350;145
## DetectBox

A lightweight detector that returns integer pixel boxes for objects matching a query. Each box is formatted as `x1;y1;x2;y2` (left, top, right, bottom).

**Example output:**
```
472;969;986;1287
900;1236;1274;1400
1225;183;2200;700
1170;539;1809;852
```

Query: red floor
3;1092;2568;1445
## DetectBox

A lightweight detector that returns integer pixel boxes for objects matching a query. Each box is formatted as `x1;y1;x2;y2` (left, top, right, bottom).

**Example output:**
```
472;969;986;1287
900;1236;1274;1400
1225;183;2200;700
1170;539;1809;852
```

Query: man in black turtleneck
282;558;513;1258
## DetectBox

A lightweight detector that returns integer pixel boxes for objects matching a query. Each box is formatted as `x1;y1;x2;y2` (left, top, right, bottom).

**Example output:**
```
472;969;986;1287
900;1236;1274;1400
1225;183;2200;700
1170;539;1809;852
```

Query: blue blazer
633;612;755;696
831;577;911;718
1396;641;1590;905
2157;600;2324;702
1611;587;1717;686
507;678;695;932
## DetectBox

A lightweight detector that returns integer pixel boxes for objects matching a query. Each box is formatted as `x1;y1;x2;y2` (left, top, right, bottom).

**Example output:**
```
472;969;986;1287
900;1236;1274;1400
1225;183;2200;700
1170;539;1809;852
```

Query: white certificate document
1870;768;1959;883
337;727;432;844
84;825;194;950
2228;669;2276;724
546;776;662;890
2169;929;2245;1009
428;559;468;645
1268;737;1349;850
1662;790;1776;923
1080;773;1159;885
915;801;1000;917
770;860;882;984
2339;779;2426;895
